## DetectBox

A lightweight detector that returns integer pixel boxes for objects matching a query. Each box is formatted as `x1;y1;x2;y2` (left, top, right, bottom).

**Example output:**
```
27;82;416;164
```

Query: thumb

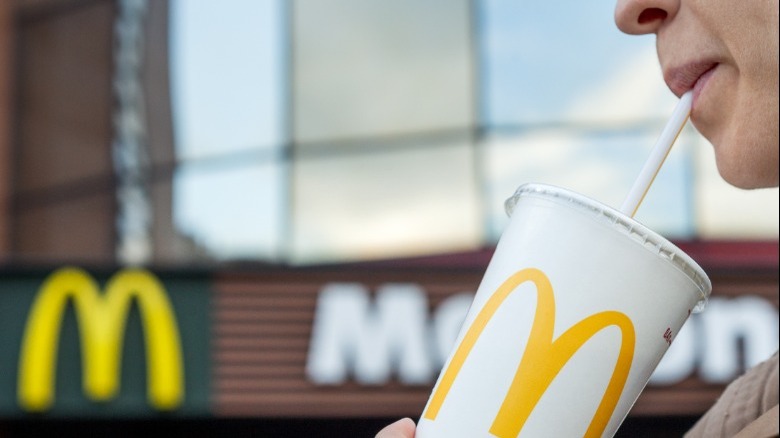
375;418;416;438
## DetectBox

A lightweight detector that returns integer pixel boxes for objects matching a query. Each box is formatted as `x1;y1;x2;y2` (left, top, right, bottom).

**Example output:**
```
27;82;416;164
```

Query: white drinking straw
620;90;693;217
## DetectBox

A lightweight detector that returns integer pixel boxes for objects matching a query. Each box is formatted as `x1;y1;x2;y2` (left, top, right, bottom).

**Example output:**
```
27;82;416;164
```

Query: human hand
374;418;416;438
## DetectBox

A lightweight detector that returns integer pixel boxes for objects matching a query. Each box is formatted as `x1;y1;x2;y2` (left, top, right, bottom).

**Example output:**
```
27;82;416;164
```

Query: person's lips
664;61;719;98
691;67;717;106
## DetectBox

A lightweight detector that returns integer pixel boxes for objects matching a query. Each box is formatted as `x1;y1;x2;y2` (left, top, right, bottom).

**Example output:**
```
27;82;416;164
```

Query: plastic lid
505;183;712;312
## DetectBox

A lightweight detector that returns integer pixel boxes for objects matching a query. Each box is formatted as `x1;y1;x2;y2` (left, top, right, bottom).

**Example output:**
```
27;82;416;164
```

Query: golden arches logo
423;268;635;437
17;267;184;412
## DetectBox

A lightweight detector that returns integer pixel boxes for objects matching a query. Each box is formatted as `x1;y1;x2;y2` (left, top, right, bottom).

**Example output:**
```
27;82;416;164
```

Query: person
376;0;779;436
615;0;779;436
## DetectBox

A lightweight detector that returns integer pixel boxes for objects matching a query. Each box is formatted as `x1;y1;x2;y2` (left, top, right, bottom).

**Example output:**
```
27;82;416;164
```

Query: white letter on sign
306;283;432;385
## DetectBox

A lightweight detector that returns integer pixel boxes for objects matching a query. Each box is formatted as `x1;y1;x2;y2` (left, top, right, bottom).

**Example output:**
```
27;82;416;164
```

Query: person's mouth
664;60;719;102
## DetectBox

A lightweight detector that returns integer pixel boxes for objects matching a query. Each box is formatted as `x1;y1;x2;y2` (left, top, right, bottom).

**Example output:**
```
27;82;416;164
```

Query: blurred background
0;0;777;437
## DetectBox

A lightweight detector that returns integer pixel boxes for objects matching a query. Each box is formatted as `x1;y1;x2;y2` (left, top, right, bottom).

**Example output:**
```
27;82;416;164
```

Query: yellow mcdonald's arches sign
423;268;636;438
17;267;184;412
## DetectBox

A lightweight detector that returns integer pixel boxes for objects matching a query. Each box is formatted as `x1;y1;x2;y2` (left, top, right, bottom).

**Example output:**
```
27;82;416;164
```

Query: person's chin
716;158;777;190
715;128;780;189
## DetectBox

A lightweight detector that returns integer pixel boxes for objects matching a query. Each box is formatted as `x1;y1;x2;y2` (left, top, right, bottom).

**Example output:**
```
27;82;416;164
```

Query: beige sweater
684;351;779;438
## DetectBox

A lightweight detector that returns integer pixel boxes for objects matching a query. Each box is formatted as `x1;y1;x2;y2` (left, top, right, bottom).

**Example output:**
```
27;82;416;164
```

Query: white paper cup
416;183;711;438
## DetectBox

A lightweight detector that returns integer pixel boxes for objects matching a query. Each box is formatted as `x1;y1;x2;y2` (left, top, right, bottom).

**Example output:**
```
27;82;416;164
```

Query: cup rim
505;182;712;312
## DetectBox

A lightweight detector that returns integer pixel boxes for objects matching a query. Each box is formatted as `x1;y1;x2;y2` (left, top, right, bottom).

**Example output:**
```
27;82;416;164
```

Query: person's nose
614;0;679;35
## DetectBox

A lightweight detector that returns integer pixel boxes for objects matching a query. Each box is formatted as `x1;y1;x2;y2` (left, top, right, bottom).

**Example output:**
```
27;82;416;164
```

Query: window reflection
483;129;695;240
169;0;285;262
166;0;778;265
292;140;482;264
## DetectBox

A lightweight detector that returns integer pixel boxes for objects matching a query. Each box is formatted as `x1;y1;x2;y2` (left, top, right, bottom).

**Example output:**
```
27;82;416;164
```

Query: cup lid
505;183;712;312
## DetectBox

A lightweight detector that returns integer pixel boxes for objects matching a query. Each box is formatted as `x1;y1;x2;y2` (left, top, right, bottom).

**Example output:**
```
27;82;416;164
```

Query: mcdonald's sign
0;244;774;424
16;267;185;412
422;268;636;438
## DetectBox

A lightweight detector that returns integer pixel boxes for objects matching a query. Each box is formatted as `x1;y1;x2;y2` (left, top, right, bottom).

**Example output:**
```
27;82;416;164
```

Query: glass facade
168;0;779;265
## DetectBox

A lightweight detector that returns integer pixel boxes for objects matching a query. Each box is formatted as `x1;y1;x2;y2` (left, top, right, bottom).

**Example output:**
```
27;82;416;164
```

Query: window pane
292;0;473;143
483;128;695;240
170;0;284;159
174;162;284;261
480;0;674;125
291;141;482;263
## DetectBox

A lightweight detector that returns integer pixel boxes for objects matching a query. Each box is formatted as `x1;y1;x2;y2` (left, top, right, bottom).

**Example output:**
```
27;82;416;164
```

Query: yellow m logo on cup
17;267;184;412
423;268;636;438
